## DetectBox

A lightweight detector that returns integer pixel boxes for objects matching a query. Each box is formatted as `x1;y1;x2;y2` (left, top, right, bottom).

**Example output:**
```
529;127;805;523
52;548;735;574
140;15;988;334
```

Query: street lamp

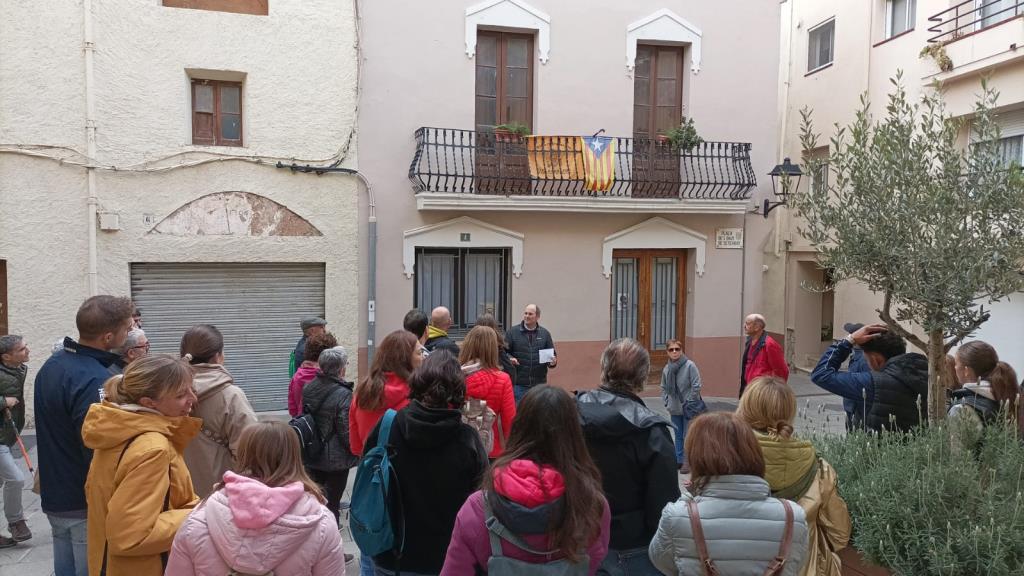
763;157;803;217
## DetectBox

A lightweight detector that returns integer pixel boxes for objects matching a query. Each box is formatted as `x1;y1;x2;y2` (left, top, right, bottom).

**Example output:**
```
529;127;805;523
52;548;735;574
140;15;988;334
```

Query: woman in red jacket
459;325;516;457
349;330;421;456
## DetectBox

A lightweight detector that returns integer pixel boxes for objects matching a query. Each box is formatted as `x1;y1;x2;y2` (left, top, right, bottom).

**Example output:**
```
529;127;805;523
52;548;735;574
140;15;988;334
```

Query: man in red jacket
740;313;789;397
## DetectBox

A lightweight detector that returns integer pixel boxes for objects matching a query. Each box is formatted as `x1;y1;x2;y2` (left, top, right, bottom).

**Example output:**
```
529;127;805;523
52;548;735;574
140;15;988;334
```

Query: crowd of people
0;298;1018;575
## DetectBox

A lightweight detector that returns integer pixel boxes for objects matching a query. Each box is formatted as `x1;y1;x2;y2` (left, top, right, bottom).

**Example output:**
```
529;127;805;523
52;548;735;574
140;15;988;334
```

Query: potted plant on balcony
493;121;531;143
664;117;703;153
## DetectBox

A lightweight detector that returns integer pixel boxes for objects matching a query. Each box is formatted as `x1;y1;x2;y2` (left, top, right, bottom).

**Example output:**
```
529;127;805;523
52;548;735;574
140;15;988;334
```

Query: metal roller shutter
130;262;326;411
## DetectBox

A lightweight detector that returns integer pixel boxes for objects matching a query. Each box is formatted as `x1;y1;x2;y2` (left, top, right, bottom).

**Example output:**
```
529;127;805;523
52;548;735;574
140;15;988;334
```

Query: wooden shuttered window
192;80;242;147
632;44;684;138
475;31;534;132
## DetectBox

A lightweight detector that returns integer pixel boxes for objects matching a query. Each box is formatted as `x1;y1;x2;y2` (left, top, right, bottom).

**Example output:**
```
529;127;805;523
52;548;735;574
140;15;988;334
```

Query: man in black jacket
505;304;557;402
424;307;460;355
0;335;31;545
577;338;679;574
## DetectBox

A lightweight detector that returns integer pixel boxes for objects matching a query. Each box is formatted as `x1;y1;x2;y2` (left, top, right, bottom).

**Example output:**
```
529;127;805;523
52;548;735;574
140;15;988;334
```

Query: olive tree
793;77;1024;422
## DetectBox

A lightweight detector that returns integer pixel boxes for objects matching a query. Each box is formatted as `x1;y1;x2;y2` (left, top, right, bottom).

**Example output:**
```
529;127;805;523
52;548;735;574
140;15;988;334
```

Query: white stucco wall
0;0;360;416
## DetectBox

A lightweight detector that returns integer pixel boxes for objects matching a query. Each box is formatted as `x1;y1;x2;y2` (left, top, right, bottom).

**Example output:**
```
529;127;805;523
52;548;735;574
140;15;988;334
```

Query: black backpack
288;388;341;463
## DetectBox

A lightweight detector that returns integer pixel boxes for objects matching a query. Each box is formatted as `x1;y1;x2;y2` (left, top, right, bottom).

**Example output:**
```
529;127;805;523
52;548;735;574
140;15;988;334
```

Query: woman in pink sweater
166;421;346;575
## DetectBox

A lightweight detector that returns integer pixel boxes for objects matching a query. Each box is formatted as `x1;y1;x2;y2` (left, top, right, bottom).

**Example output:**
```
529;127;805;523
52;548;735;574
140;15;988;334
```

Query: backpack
349;409;405;559
288;387;340;463
482;492;588;575
462;398;498;453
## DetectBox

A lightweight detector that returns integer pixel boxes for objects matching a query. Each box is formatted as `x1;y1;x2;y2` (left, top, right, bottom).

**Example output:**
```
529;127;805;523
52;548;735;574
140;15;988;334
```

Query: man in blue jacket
811;322;887;430
34;295;133;576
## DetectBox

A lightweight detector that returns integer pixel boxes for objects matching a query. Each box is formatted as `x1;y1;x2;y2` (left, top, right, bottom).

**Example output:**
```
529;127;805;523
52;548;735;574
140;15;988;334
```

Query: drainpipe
83;0;98;295
362;173;377;366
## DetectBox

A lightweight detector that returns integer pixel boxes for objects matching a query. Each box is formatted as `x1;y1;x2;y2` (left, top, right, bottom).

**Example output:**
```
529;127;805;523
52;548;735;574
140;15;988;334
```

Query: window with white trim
886;0;915;38
808;19;835;72
415;248;510;335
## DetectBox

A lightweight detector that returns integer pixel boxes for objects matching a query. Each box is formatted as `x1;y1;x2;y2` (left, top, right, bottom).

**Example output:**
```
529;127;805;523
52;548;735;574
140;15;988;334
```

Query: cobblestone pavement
0;370;846;574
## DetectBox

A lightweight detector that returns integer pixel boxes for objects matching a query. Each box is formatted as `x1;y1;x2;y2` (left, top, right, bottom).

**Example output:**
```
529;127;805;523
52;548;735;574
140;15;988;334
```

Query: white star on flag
590;139;604;153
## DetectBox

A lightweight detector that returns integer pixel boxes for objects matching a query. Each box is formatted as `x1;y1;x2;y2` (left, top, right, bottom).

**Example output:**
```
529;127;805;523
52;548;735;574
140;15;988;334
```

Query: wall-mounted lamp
763;157;803;218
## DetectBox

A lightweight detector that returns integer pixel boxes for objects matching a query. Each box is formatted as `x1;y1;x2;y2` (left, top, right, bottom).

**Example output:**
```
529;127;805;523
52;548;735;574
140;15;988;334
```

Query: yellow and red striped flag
580;136;615;192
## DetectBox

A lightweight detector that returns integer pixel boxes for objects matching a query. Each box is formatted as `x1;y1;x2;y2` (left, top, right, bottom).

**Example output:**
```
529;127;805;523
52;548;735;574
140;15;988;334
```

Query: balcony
408;127;757;213
927;0;1023;44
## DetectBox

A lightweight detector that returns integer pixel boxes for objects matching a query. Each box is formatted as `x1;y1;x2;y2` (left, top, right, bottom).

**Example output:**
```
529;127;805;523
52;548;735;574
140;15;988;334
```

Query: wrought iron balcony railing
927;0;1024;43
408;127;756;201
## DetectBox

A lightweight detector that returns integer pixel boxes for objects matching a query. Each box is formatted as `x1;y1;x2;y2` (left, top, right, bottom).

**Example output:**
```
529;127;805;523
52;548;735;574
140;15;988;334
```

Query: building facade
0;0;361;412
773;0;1024;371
357;0;783;396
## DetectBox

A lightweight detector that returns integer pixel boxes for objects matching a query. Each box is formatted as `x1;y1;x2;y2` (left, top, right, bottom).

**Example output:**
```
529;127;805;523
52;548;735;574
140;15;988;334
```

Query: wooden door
611;249;687;386
632;45;684;198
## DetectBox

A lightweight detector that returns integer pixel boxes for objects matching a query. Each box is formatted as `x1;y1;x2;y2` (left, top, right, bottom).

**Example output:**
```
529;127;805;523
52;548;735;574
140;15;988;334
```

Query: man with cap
291;317;327;378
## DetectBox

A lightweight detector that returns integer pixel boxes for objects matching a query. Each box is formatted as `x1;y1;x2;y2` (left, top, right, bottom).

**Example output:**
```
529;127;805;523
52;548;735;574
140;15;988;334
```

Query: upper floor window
996;135;1023;168
979;0;1022;29
886;0;916;38
192;80;242;147
163;0;268;16
808;19;835;73
475;32;534;133
632;44;684;138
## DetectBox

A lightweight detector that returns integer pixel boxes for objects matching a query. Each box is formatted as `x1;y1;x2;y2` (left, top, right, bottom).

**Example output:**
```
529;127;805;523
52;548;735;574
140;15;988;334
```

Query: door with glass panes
610;249;687;386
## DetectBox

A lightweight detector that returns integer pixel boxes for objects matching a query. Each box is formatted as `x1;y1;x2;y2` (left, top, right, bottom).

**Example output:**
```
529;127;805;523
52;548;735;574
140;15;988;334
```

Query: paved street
0;372;846;574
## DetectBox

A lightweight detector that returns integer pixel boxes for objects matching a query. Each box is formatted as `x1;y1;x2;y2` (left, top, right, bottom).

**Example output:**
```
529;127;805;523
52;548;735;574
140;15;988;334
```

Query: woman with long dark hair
349;330;420;456
180;324;258;498
949;340;1020;429
442;385;610;575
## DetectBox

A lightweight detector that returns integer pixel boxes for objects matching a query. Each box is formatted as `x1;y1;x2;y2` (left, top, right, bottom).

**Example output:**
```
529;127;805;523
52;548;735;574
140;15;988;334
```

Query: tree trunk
927;329;946;422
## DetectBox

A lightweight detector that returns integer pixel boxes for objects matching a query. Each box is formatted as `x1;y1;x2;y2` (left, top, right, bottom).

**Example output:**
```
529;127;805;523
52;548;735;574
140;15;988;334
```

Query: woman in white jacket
649;412;808;576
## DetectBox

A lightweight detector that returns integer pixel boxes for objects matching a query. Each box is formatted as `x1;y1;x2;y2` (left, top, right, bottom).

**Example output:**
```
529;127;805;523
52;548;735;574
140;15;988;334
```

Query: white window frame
976;0;1023;31
885;0;916;38
807;18;835;73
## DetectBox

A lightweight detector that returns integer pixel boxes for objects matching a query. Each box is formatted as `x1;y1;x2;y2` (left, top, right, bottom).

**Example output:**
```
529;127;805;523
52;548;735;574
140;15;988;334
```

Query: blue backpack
349;409;405;559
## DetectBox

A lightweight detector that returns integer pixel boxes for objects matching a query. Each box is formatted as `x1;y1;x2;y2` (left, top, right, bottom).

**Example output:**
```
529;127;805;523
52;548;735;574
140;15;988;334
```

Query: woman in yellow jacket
737;376;852;576
82;354;201;576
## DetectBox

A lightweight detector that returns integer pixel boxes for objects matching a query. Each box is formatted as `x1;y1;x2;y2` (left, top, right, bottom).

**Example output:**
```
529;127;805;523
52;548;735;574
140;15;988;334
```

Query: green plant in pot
664;117;703;152
493;121;531;143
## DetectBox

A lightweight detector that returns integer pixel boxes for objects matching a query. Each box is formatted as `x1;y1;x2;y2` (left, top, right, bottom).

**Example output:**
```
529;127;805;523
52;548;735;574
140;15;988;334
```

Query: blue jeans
671;414;690;465
47;515;88;576
598;546;661;575
360;554;376;576
0;445;25;523
514;384;538;404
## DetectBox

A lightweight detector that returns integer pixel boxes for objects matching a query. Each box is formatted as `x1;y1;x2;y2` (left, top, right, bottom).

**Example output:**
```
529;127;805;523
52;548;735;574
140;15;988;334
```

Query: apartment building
0;0;360;412
358;0;783;396
773;0;1024;371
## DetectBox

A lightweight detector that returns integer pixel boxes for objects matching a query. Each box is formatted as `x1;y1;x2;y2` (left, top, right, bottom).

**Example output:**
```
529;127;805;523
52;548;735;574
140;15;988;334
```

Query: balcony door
610;249;687;380
632;45;684;198
475;31;533;194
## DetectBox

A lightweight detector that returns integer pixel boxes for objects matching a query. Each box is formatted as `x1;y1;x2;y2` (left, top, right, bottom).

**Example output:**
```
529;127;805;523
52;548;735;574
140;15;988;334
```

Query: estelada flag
580;136;615;191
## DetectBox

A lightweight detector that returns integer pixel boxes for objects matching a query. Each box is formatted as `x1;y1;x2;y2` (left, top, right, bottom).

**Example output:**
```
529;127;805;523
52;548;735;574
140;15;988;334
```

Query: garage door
130;263;326;411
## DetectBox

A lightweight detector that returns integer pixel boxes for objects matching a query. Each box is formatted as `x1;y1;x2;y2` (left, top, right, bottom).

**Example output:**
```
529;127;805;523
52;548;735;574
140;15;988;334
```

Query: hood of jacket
81;401;201;453
205;471;330;573
696;474;772;500
961;381;996;401
754;431;817;495
879;353;929;394
577;388;669;438
490;459;566;535
396;400;464;449
293;362;319;382
427;325;450;340
191;363;234;400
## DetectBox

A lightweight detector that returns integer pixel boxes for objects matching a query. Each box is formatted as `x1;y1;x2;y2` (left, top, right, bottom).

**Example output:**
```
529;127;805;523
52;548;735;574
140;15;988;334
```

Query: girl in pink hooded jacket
167;421;346;575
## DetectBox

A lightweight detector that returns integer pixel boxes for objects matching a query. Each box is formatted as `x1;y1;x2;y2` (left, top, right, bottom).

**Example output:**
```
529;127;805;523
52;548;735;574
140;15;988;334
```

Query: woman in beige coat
180;324;258;498
737;376;852;576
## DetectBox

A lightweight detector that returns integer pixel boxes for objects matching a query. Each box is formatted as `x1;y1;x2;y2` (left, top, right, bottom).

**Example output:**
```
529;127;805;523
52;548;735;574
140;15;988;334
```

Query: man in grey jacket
505;304;557;403
660;339;703;473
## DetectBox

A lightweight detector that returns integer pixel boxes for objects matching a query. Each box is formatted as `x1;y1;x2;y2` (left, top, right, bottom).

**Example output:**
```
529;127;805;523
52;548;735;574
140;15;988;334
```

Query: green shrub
815;422;1024;575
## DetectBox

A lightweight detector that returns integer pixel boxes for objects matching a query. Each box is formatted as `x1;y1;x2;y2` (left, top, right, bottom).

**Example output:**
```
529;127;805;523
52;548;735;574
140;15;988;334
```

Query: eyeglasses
129;343;151;351
667;347;681;352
